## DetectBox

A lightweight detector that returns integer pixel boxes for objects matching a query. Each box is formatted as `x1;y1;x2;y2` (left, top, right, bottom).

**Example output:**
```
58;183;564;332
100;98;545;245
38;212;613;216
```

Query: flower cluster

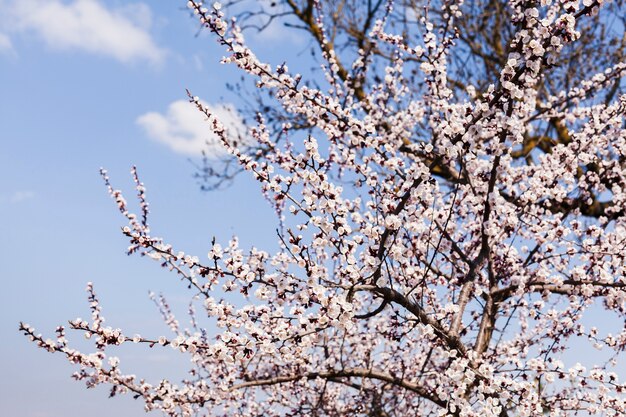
21;1;626;416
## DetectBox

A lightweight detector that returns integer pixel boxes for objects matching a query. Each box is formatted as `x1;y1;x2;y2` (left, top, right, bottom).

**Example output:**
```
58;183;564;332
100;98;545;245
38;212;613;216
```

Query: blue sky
1;1;624;416
0;1;300;415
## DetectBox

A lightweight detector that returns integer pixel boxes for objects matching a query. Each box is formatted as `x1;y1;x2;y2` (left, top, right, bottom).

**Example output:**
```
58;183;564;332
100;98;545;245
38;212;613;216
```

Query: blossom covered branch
21;0;626;416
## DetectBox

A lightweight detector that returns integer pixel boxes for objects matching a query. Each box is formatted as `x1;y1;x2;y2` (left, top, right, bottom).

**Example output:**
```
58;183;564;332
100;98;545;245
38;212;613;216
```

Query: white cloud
137;100;248;157
10;191;35;203
192;54;204;71
6;0;165;64
0;32;14;54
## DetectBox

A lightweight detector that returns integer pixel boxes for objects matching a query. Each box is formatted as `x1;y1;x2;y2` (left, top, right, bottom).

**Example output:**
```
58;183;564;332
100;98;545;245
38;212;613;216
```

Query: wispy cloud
9;191;35;203
5;0;166;65
137;99;248;157
0;32;14;55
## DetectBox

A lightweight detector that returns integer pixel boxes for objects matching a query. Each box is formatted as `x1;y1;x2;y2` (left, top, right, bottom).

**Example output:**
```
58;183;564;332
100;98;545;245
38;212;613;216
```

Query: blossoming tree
21;0;626;416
